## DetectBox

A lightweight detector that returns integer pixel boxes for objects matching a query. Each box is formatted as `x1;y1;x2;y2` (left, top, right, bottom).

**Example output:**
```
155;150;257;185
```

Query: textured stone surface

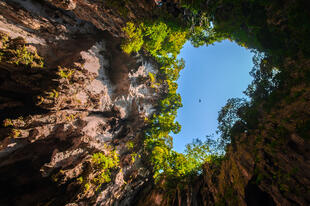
0;0;159;205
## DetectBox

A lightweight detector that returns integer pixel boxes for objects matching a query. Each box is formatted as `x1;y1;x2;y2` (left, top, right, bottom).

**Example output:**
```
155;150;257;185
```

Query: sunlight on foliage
91;151;119;188
57;66;75;80
119;0;310;203
121;17;224;184
121;22;144;54
126;141;134;150
121;21;187;58
0;33;44;68
78;151;120;192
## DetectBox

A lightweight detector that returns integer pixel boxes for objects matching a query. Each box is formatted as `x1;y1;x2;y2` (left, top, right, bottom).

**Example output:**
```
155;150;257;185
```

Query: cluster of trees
183;0;309;57
121;21;187;58
121;17;219;181
118;0;240;184
121;0;310;190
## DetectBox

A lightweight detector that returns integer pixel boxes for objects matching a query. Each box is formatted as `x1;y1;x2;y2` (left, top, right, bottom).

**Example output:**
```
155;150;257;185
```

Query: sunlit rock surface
0;0;159;205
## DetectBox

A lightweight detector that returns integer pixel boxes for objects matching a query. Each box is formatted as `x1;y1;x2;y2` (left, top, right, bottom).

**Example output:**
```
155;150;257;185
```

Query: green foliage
148;72;160;88
188;25;226;47
91;151;119;188
84;183;90;192
120;10;230;185
77;176;83;184
184;139;211;164
14;46;34;66
193;0;310;57
93;172;112;186
165;140;209;178
131;152;138;164
0;34;44;68
121;22;144;54
57;66;74;80
66;114;77;122
143;22;169;56
148;72;156;84
121;0;310;191
92;151;119;171
121;19;190;181
217;98;247;146
78;150;120;192
126;141;134;150
121;21;187;58
46;89;59;99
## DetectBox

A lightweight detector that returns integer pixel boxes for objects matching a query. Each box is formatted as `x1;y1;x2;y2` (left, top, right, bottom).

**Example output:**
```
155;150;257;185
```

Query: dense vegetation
121;0;310;194
121;5;224;185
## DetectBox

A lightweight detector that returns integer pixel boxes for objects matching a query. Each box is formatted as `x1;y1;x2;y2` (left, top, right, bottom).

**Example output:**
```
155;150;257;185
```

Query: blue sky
172;40;254;153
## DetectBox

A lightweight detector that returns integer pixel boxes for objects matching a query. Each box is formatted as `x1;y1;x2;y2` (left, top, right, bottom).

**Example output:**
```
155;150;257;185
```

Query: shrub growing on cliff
79;151;119;191
92;151;119;181
0;34;44;68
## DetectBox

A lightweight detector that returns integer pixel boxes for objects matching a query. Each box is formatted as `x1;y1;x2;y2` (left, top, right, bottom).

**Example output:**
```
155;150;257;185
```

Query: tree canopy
120;0;310;192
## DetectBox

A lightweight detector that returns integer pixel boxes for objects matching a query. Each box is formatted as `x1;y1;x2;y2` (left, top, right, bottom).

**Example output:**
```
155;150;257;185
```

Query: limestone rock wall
0;0;160;205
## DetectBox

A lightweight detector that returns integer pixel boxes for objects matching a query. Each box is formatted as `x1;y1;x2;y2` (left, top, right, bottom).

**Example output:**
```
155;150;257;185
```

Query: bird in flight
199;99;202;103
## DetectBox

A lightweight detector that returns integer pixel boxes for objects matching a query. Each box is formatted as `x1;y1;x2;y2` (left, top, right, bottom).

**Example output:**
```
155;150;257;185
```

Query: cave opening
172;40;254;153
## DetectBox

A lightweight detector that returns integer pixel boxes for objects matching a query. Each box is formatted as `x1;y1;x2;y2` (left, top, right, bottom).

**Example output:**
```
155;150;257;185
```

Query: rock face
0;0;160;205
0;0;309;206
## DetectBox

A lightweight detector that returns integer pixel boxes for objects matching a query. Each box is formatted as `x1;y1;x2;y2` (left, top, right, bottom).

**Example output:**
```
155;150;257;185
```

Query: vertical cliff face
0;0;161;205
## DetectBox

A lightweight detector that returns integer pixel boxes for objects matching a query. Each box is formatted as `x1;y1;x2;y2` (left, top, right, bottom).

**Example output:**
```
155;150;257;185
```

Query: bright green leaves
160;58;185;82
57;66;75;79
168;139;215;178
161;30;187;58
159;93;182;114
121;22;144;54
121;21;187;58
78;151;120;192
121;18;221;185
121;20;188;181
144;110;181;179
148;72;161;89
189;25;227;47
90;151;119;189
92;151;119;170
151;112;180;134
151;146;169;178
185;139;211;164
165;150;201;179
143;22;169;56
148;72;156;84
